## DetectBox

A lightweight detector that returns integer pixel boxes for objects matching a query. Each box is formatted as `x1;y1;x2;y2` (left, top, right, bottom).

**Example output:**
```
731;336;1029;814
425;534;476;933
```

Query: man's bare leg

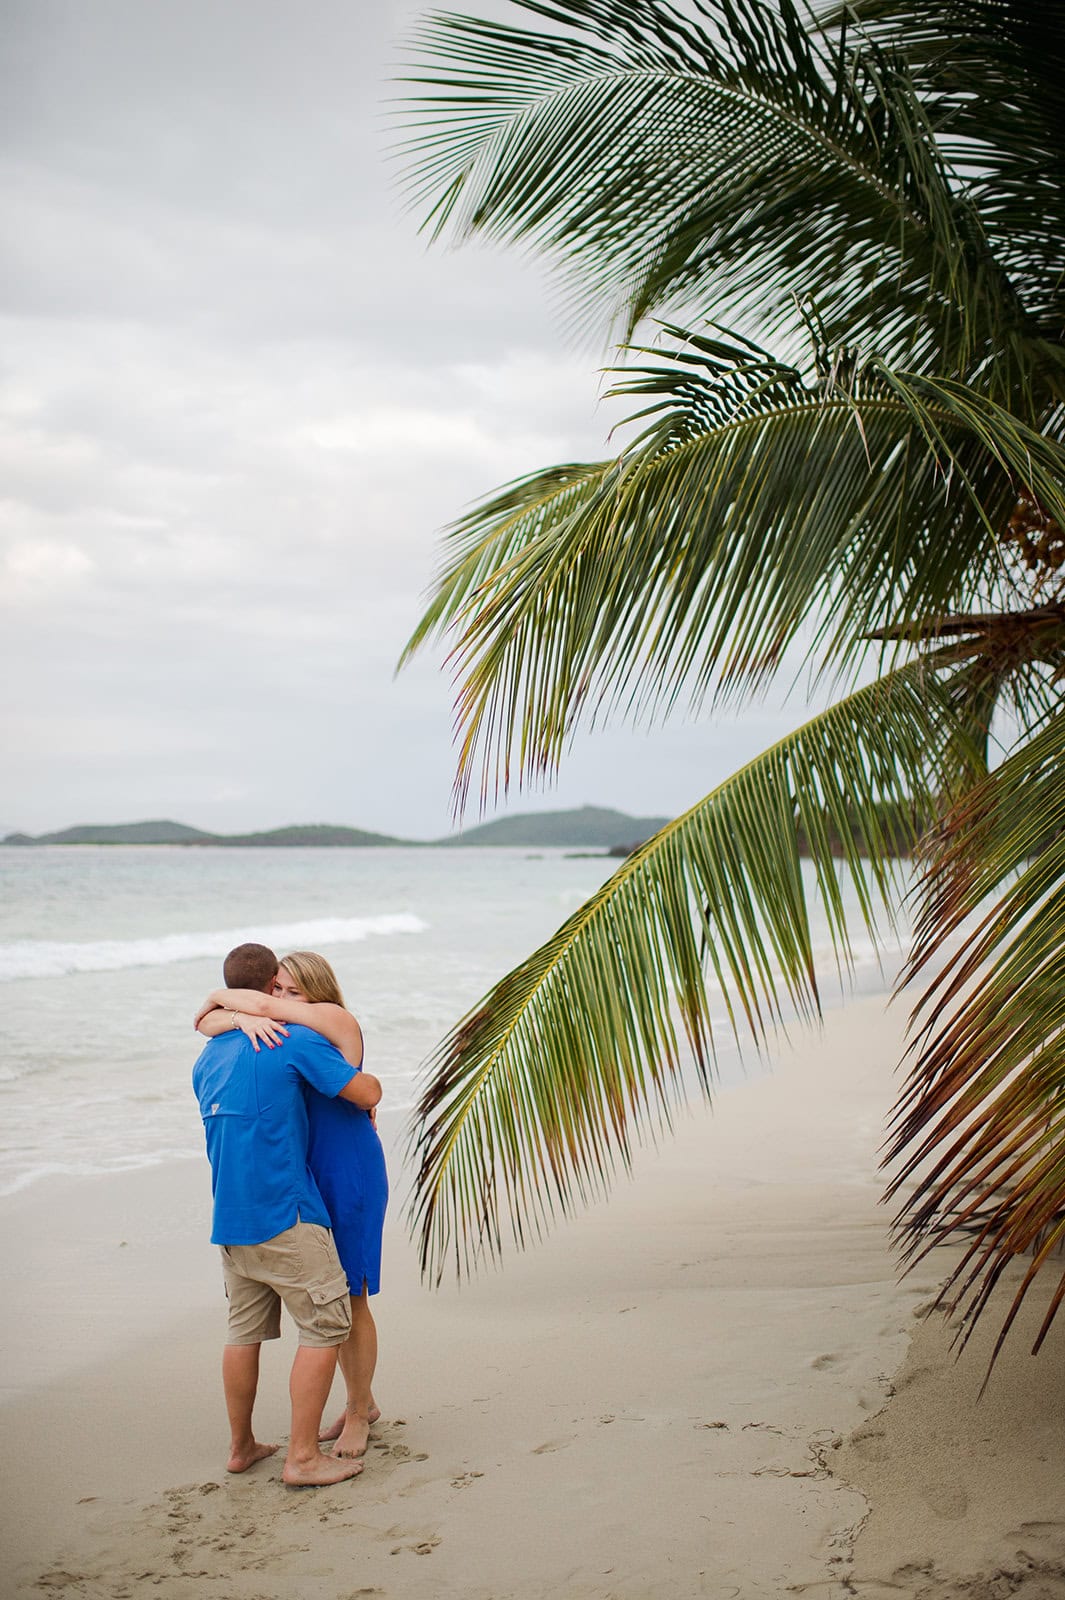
327;1288;379;1458
283;1344;363;1486
222;1343;279;1473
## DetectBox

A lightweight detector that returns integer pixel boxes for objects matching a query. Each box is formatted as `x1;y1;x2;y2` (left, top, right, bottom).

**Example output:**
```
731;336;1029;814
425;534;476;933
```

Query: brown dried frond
1004;489;1065;578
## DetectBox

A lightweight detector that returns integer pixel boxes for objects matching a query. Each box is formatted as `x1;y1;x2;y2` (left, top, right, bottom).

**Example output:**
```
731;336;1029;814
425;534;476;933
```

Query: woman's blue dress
306;1071;388;1296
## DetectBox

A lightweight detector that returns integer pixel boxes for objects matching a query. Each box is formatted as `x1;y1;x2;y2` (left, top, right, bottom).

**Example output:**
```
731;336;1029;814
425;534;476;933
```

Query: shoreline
4;993;1062;1598
0;948;904;1203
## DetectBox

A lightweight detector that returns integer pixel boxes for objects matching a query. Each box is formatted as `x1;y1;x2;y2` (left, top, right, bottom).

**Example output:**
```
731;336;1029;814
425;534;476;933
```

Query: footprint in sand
531;1438;570;1454
848;1425;888;1462
371;1441;427;1463
892;1560;936;1586
890;1362;934;1393
388;1532;441;1556
920;1482;969;1519
810;1353;839;1370
911;1299;941;1319
450;1471;484;1489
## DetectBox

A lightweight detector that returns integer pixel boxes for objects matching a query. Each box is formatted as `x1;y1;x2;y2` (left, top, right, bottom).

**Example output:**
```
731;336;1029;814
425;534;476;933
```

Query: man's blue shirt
192;1023;355;1245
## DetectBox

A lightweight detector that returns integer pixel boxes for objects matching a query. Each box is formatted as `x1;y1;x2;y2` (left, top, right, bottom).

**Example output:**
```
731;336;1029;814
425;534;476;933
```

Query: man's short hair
223;943;279;991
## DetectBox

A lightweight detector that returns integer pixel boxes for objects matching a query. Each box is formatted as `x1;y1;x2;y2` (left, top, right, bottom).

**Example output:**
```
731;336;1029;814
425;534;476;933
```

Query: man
192;941;381;1487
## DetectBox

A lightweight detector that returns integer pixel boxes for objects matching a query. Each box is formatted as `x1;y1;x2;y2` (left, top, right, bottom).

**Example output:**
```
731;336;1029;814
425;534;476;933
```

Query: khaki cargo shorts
220;1221;352;1347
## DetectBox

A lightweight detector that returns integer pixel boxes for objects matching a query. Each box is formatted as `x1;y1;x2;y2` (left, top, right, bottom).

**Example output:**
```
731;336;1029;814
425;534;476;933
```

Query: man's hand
193;990;225;1029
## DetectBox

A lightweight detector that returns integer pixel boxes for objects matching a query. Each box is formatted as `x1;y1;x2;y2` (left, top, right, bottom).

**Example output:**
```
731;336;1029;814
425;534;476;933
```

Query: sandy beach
3;994;1063;1599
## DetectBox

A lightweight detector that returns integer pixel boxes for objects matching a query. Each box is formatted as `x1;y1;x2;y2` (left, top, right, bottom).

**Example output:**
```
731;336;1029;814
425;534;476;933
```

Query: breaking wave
0;914;428;981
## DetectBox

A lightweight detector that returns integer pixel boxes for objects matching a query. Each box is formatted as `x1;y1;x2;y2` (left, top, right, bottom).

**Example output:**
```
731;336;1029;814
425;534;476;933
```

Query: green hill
2;807;664;850
5;819;218;845
433;805;668;849
1;819;406;847
206;824;409;848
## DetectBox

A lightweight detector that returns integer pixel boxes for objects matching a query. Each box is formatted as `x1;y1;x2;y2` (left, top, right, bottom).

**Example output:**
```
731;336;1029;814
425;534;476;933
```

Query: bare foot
282;1451;364;1488
319;1409;344;1443
227;1440;279;1474
332;1415;371;1459
320;1402;380;1442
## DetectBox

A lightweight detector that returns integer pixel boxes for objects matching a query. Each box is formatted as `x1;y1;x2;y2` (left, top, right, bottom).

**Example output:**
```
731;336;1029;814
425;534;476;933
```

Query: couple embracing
192;941;388;1487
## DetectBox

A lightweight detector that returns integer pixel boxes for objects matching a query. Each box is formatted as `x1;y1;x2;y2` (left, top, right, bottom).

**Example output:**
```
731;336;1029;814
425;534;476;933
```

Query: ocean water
0;846;910;1197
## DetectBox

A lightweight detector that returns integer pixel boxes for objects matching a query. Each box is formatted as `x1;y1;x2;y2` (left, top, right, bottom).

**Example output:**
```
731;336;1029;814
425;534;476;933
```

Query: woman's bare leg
320;1392;380;1440
329;1287;379;1458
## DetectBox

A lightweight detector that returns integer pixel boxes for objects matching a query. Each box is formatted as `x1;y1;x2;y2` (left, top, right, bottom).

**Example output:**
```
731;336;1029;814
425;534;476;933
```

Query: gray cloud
2;0;809;840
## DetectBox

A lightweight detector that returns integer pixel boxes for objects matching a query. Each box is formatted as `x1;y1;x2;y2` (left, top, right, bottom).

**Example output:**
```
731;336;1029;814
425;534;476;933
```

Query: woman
196;951;387;1460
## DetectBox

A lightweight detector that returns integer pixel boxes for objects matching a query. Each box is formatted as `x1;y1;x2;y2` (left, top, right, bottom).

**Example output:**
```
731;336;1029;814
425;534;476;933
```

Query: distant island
1;805;669;852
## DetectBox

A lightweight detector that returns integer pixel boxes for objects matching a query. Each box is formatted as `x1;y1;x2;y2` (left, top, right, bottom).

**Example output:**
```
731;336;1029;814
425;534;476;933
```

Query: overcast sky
2;0;810;840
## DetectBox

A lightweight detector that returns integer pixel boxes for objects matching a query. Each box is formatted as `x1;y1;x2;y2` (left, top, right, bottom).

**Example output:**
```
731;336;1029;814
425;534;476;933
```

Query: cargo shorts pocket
309;1274;352;1341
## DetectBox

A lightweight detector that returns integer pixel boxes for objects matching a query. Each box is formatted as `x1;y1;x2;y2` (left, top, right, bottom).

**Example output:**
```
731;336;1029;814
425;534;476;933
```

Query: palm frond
399;0;1065;1357
407;662;976;1281
889;697;1065;1360
816;0;1065;343
402;327;1064;807
399;461;610;670
397;0;1055;389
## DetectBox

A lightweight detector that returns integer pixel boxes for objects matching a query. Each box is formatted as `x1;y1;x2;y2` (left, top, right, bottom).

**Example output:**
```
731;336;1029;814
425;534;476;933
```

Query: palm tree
396;0;1065;1360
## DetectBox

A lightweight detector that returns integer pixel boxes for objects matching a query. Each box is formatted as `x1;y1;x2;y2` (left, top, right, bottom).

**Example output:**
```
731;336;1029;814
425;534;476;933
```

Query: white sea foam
0;913;428;981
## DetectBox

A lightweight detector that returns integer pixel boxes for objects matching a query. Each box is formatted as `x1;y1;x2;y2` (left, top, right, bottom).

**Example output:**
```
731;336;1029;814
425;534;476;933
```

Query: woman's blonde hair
278;950;346;1007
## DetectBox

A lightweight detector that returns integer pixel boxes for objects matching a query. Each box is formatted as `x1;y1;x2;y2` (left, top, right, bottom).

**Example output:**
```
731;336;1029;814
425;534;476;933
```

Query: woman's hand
234;1013;289;1052
196;1003;289;1048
